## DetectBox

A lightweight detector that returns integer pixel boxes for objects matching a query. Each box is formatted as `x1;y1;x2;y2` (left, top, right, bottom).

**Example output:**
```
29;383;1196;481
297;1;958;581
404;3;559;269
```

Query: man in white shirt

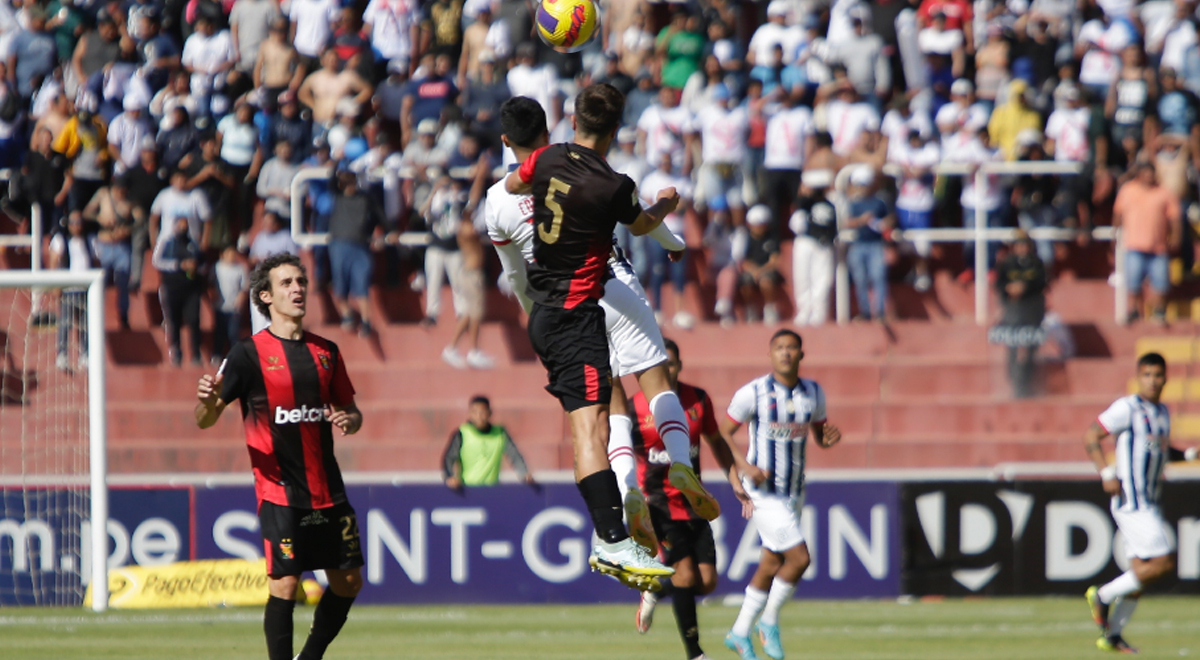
363;0;419;70
892;131;942;291
637;86;695;178
289;0;339;62
762;88;814;228
824;81;881;157
747;0;804;66
693;84;749;222
182;16;238;117
942;122;1003;280
1076;14;1134;98
150;169;213;263
107;98;153;176
505;43;559;129
1045;84;1093;163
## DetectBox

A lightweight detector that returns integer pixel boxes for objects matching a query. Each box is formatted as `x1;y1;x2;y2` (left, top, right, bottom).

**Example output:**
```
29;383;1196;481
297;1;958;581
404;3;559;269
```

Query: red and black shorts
650;508;716;567
528;300;612;412
259;500;364;577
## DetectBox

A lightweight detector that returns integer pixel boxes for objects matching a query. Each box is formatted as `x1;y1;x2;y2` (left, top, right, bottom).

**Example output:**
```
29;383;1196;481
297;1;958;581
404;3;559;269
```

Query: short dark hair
500;97;547;148
770;329;803;348
574;83;625;138
469;395;491;408
250;253;306;318
663;338;680;360
1137;352;1167;371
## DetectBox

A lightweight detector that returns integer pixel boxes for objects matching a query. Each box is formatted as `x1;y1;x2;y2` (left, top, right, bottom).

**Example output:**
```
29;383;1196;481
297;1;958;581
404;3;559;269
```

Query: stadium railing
831;160;1125;326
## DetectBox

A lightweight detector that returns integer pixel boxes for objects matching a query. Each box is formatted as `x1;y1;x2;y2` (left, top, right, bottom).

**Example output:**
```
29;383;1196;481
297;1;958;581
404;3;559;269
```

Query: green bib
459;424;507;486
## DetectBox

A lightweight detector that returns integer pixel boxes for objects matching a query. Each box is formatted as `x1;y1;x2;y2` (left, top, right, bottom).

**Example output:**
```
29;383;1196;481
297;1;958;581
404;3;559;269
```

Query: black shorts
528;300;612;412
650;509;716;567
259;501;364;577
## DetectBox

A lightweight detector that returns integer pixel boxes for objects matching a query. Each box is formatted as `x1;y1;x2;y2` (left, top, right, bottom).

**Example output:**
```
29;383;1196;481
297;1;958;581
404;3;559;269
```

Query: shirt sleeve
329;345;357;407
700;391;719;436
516;145;548;183
726;382;758;424
442;430;463;479
811;383;827;423
218;342;251;404
1096;399;1132;435
612;175;643;226
494;239;533;313
502;430;530;479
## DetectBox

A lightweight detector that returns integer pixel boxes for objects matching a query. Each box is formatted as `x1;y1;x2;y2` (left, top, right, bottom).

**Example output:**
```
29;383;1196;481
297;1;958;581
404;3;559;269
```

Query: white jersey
637;103;694;171
764;105;814;170
1097;395;1171;512
484;176;535;313
728;375;826;498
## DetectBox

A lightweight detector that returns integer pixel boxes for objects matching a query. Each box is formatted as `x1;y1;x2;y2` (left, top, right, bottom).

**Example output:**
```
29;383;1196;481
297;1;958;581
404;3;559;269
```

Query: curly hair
250;253;306;319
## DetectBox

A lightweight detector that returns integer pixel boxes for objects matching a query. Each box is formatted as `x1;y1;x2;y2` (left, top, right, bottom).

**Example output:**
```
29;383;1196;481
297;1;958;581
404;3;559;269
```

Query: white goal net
0;270;108;610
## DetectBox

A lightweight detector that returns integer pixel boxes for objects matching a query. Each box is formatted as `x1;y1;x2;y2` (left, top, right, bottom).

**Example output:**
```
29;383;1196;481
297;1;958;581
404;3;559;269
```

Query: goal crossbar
0;269;108;612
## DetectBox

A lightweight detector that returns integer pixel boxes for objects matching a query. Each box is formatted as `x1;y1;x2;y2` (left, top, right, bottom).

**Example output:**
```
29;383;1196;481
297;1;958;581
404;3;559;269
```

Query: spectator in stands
107;95;153;176
1114;161;1181;325
53;96;108;213
400;52;456;145
250;211;299;266
184;134;235;250
989;79;1043;161
790;169;837;325
84;179;138;330
1106;44;1156;155
737;204;783;324
693;84;747;227
254;19;303;102
211;244;248;363
50;212;95;371
442;209;494;369
71;15;121;89
216;96;260;230
182;16;239;119
945;123;1004;280
155;214;204;366
844;166;892;322
1155;68;1200;174
1011;131;1061;268
328;169;386;337
935;79;988;139
657;10;705;91
230;0;280;82
833;16;890;109
747;0;801;68
442;395;534;489
994;230;1046;398
423;173;464;331
300;48;373;136
641;151;695;329
702;195;739;327
461;51;509;147
505;43;556;130
1045;83;1101;239
821;78;879;158
151;168;212;277
762;87;814;232
638;84;693;177
364;0;419;80
23;126;70;230
289;0;340;67
893;129;940;292
974;25;1010;112
9;6;55;101
257;140;299;220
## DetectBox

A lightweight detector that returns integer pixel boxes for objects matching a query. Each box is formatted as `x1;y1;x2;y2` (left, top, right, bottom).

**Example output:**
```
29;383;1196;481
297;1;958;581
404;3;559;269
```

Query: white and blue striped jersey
1097;395;1171;512
727;375;826;498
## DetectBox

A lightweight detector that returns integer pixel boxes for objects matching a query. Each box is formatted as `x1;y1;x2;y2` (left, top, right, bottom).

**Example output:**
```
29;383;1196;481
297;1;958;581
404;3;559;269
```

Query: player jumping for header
1083;352;1197;653
501;85;717;590
195;253;364;660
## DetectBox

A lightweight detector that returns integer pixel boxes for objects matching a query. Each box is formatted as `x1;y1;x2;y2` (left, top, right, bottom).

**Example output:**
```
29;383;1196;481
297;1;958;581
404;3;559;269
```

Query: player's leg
726;549;777;660
755;542;809;660
608;375;657;551
670;522;716;660
296;503;365;660
1090;509;1175;649
259;502;302;660
635;365;720;520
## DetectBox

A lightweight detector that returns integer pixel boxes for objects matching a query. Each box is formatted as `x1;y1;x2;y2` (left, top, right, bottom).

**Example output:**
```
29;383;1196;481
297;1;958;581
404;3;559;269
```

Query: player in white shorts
721;329;841;660
1083;352;1197;654
485;97;720;561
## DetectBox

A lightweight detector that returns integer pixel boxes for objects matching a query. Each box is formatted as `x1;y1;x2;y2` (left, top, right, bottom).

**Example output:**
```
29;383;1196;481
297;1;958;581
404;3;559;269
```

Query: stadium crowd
2;0;1198;369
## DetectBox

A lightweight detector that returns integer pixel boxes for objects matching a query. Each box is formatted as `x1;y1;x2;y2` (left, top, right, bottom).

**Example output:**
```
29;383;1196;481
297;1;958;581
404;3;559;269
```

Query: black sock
264;596;296;660
577;470;629;544
672;587;703;660
298;591;357;660
658;580;675;600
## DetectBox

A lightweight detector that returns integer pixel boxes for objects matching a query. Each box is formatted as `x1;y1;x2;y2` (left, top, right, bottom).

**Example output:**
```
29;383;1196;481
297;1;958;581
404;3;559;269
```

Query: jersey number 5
540;177;571;244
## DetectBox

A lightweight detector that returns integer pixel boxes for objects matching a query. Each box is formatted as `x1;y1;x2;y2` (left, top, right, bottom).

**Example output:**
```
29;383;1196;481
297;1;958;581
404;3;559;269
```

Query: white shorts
601;260;668;377
1112;503;1176;560
748;489;807;553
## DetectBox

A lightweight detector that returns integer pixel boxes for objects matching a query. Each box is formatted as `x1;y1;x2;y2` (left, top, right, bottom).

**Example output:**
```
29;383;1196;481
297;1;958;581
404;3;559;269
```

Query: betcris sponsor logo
194;482;901;603
646;445;701;465
274;405;328;424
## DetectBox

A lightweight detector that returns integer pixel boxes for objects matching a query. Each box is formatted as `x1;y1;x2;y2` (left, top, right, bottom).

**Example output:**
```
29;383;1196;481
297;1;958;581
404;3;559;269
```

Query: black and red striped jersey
516;142;642;309
631;383;719;521
219;330;356;509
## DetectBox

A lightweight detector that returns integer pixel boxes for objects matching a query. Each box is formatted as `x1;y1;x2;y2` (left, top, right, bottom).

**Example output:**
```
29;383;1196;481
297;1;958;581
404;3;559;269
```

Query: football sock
607;414;638;500
1098;570;1142;604
263;595;296;660
578;470;630;544
649;391;693;468
672;586;703;659
731;586;768;637
298;591;357;660
759;577;797;626
1108;596;1138;635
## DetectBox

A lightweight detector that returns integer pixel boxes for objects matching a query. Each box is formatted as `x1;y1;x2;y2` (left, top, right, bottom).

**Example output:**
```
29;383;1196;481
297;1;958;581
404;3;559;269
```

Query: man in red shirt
917;0;974;52
616;338;758;660
196;253;364;660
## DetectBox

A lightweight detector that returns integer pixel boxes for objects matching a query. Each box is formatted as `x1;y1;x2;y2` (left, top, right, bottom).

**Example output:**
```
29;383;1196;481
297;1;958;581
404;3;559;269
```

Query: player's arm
195;373;229;429
811;421;841;448
443;429;464;489
702;429;761;499
1083;421;1121;495
1168;446;1199;462
326;401;362;436
718;416;757;518
503;431;536;485
492;239;533;313
628;187;682;237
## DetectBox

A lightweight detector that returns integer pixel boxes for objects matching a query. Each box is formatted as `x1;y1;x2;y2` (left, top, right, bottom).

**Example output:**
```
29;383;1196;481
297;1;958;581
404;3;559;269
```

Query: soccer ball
298;578;324;605
535;0;600;53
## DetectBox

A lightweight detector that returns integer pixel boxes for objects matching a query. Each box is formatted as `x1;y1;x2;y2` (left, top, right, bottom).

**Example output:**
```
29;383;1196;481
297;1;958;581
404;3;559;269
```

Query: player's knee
1155;555;1176;578
329;569;364;597
697;571;718;595
269;575;300;599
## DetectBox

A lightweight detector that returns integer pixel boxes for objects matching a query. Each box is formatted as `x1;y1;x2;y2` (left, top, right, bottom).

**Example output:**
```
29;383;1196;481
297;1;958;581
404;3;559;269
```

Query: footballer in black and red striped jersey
196;253;364;660
630;382;719;521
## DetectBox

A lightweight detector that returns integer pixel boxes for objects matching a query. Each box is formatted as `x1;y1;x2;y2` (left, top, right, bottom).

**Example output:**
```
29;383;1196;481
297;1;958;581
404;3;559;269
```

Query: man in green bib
443;396;537;488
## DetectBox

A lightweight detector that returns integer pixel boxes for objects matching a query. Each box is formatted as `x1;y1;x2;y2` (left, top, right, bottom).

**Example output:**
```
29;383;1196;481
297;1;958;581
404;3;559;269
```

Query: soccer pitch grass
4;597;1199;660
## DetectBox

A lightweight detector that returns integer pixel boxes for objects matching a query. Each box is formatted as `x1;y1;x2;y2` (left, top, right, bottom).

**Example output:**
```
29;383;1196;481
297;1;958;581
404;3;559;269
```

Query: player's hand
445;475;463;490
326;406;361;435
740;464;767;487
667;249;684;263
820;424;842;448
524;473;538;486
197;373;223;408
1102;477;1121;496
655;187;681;213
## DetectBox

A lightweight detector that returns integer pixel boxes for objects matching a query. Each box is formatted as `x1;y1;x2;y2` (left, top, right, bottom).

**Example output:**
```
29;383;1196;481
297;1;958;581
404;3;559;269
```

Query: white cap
801;168;833;189
747;204;772;226
850;165;875;187
417;118;439;135
950;79;973;96
767;0;789;18
713;40;735;66
1016;128;1043;148
123;94;146;111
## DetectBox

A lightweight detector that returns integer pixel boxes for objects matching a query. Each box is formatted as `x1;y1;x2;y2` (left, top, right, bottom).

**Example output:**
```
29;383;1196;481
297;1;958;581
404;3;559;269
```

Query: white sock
1098;570;1142;604
1108;596;1138;635
758;577;797;626
731;586;768;637
607;415;638;500
649;391;693;468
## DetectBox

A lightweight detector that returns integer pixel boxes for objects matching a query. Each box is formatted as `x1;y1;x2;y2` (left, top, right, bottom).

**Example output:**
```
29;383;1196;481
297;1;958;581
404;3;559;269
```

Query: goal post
0;269;108;612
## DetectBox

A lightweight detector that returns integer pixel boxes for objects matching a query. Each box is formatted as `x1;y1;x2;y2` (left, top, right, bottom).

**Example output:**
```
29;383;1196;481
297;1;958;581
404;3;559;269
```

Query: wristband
1099;465;1117;481
1186;447;1199;462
